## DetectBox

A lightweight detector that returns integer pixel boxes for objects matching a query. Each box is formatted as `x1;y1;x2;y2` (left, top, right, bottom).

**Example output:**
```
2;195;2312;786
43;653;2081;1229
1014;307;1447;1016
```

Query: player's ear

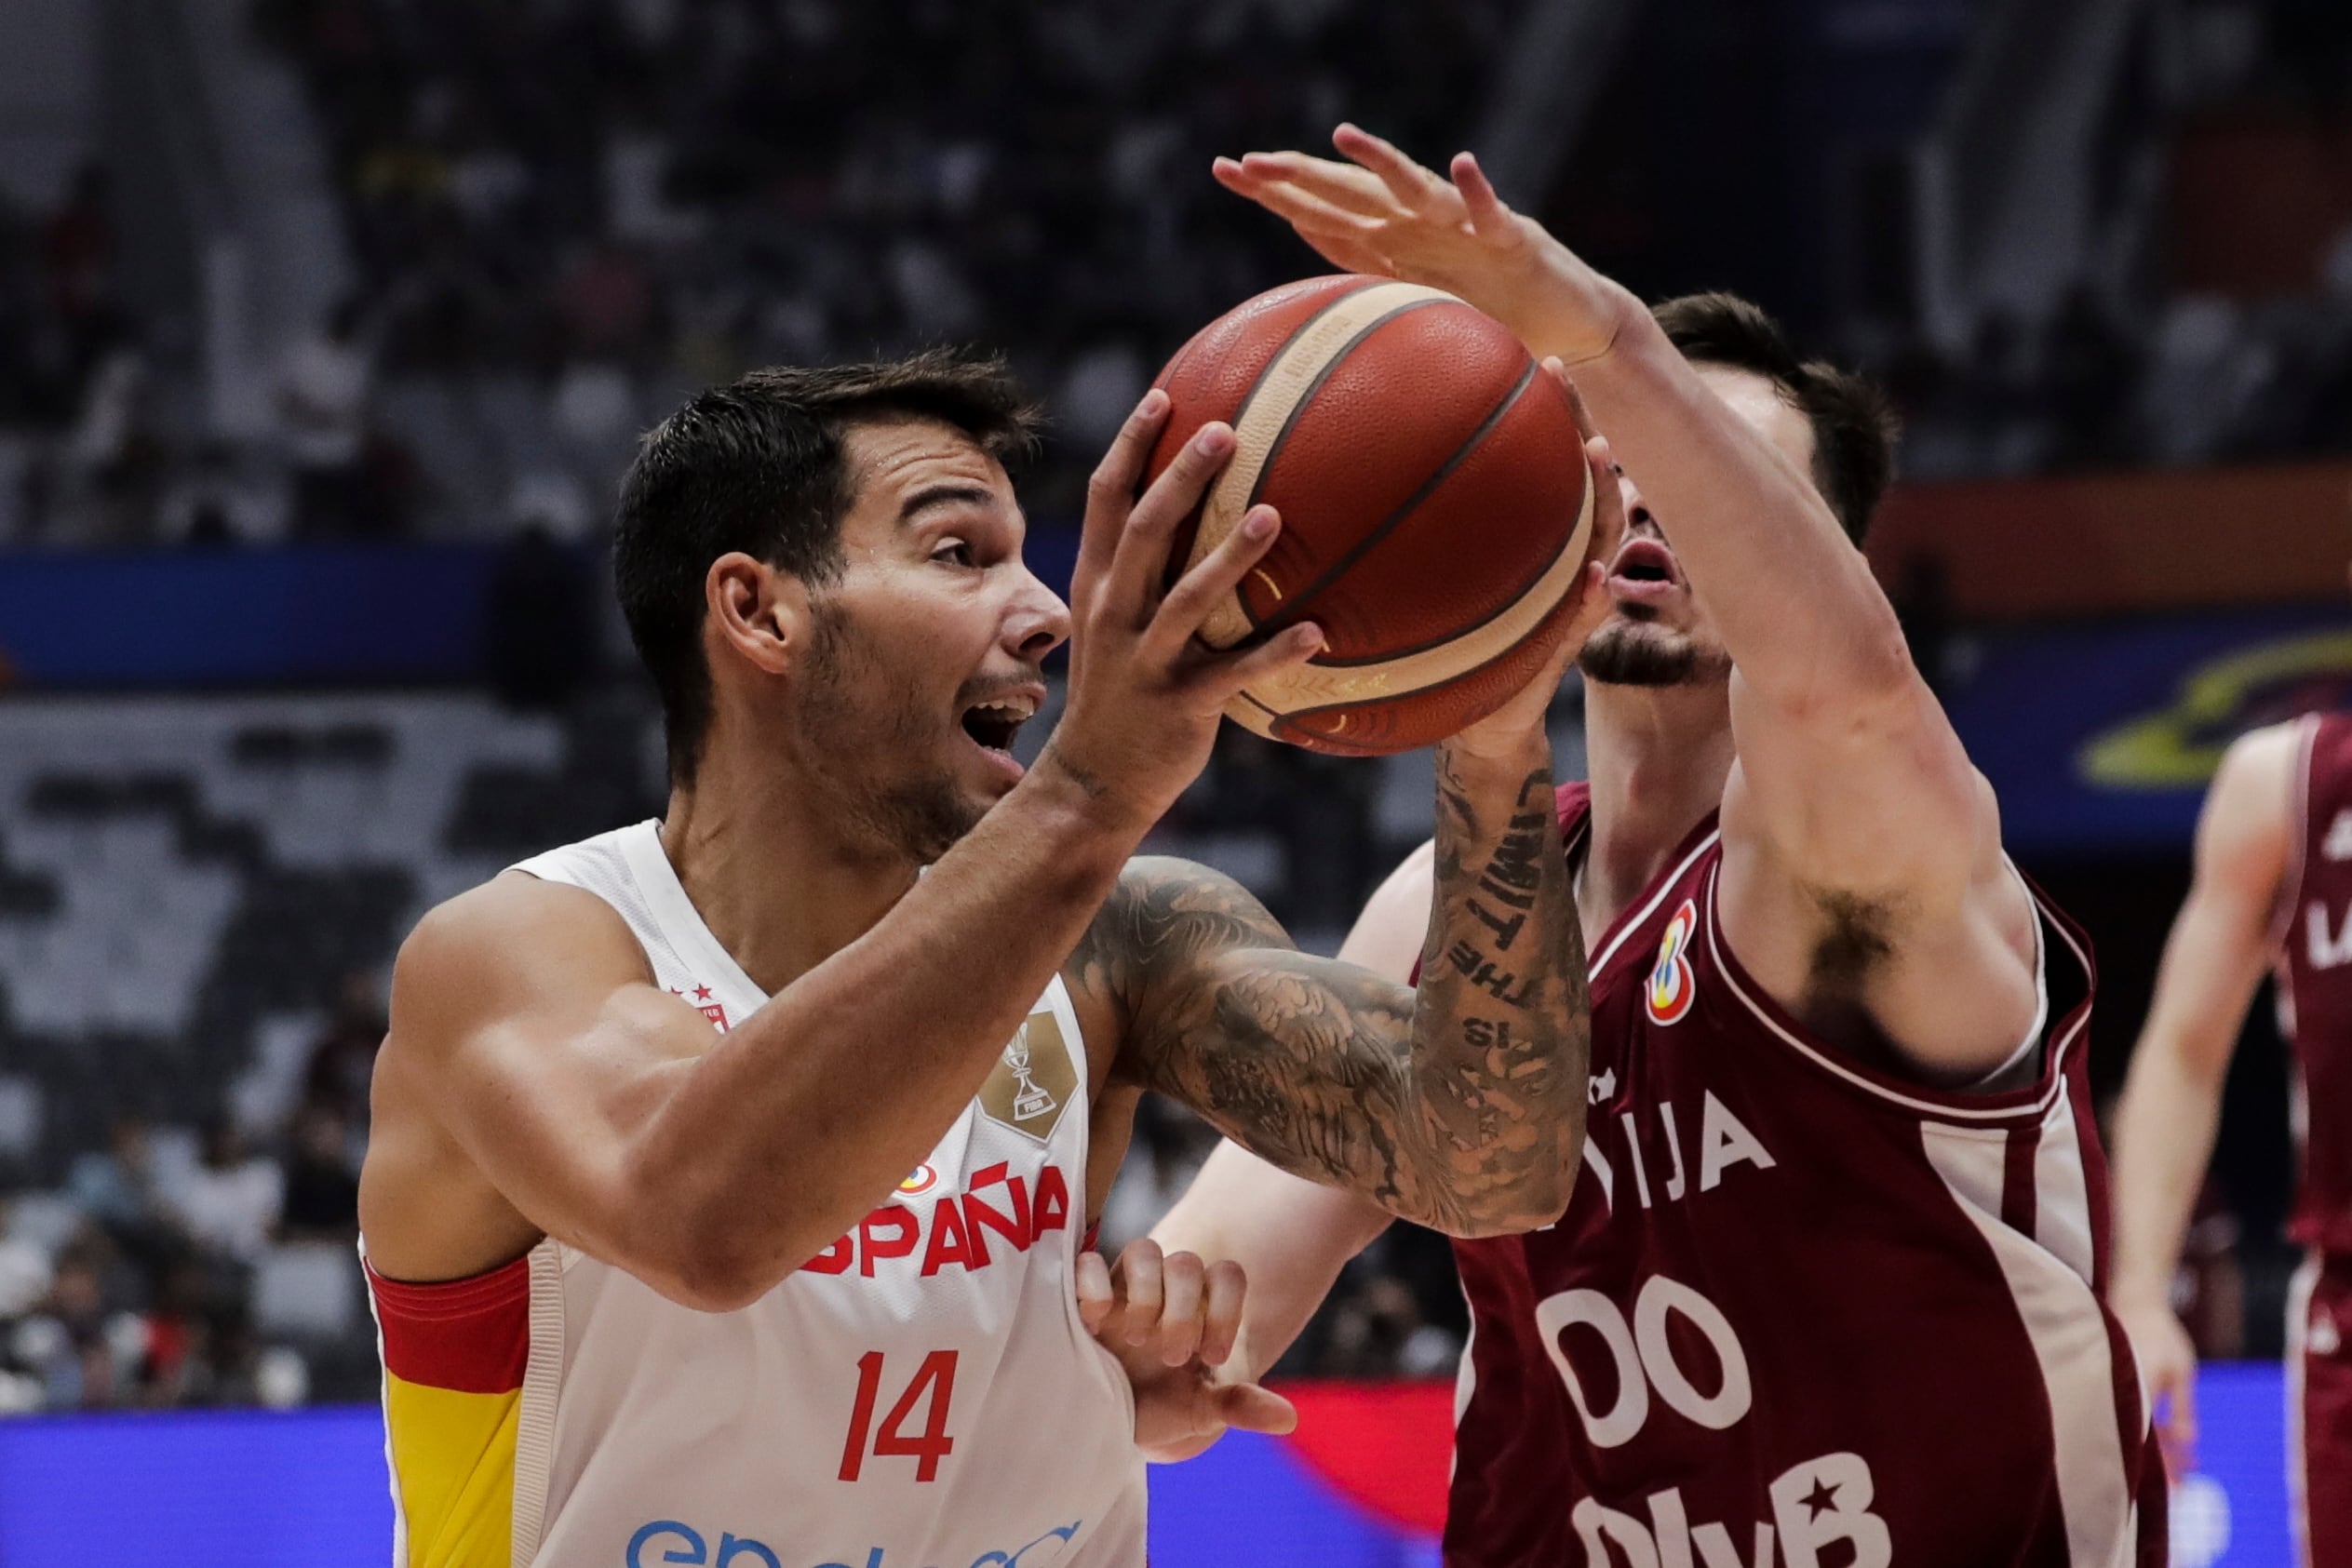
707;552;811;678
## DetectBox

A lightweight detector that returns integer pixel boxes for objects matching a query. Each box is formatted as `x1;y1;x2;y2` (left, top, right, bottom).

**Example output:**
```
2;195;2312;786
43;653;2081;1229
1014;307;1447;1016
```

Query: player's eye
930;540;974;567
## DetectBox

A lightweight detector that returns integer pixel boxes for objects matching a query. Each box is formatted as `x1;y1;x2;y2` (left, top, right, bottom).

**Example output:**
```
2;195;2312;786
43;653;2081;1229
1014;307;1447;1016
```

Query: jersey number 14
839;1350;960;1483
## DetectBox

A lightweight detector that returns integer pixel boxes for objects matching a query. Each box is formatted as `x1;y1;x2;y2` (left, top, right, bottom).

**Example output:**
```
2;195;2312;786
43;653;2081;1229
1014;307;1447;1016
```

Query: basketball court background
0;0;2345;1560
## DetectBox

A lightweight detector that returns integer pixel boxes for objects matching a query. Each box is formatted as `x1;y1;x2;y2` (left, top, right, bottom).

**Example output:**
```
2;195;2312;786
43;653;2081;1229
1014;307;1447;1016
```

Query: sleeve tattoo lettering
1073;755;1591;1237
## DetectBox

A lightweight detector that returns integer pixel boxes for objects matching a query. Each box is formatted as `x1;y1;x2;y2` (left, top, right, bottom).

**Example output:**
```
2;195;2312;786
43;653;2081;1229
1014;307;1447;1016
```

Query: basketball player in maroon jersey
1135;129;2165;1565
2110;697;2352;1563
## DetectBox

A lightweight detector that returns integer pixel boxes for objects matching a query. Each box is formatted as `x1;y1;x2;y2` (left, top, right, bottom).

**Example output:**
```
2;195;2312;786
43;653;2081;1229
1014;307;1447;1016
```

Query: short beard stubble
798;604;982;864
1576;616;1731;689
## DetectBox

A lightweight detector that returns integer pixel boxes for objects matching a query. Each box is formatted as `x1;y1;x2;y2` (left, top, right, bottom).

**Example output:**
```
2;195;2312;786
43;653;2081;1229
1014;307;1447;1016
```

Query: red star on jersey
1799;1478;1840;1521
692;985;713;1002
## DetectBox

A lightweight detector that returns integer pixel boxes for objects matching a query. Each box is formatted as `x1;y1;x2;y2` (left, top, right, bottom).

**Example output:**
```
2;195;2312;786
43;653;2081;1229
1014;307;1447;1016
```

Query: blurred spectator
2176;1178;2248;1360
302;970;386;1126
69;1118;173;1260
19;1244;131;1410
278;298;378;538
170;1120;284;1265
0;1196;53;1319
62;347;168;543
39;163;121;381
2043;284;2143;470
1317;1276;1459;1380
159;442;291;545
280;1106;361;1240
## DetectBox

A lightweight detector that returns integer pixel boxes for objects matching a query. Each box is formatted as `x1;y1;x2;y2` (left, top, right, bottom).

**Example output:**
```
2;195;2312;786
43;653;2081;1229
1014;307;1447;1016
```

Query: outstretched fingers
1213;167;1394;275
1333;123;1442;212
1077;389;1172;603
1104;422;1236;626
1233;150;1396;220
1144;499;1327;691
1214;622;1326;698
1449;152;1521;244
1147;503;1276;660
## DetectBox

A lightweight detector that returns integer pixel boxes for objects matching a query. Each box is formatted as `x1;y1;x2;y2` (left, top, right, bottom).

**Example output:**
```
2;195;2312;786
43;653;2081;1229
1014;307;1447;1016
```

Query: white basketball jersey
502;821;1147;1567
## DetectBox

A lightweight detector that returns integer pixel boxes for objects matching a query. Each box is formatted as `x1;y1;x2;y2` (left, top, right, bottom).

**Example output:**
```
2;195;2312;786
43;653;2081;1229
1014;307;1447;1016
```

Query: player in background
356;352;1621;1567
2108;690;2348;1564
1140;129;2165;1564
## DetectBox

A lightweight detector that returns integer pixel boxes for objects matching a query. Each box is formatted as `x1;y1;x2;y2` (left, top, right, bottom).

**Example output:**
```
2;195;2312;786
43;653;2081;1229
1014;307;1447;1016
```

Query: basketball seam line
1194;277;1385;507
1263;581;1582;745
1163;279;1390;609
1234;294;1457;628
1147;279;1362;489
1293;361;1574;668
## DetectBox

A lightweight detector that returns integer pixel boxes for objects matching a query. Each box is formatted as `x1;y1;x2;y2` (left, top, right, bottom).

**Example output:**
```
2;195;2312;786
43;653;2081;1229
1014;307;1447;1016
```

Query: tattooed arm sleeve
1082;740;1590;1238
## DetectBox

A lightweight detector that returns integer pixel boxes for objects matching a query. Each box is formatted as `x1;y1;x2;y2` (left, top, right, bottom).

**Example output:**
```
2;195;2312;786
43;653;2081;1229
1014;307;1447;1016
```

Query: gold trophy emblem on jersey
980;1011;1076;1142
1005;1027;1054;1122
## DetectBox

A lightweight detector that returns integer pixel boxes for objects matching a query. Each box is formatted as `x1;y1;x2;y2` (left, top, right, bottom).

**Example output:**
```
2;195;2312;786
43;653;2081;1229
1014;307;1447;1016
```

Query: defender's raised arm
1220;127;2035;1085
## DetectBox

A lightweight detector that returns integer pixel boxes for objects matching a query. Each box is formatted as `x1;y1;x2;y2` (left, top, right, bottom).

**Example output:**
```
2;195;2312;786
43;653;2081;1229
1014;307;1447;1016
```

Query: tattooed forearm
1406;742;1589;1230
1078;739;1590;1238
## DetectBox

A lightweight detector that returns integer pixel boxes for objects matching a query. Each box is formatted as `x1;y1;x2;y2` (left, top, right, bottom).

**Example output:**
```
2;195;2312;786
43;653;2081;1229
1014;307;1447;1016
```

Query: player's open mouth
959;690;1042;765
1606;538;1681;604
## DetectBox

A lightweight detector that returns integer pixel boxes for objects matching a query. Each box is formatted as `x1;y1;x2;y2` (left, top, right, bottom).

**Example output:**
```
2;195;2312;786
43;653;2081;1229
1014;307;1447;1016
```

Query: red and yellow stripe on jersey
367;1254;531;1568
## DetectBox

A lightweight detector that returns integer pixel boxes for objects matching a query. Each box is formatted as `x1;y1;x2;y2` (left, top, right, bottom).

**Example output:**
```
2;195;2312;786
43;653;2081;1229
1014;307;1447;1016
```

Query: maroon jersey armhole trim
1695;859;2090;1125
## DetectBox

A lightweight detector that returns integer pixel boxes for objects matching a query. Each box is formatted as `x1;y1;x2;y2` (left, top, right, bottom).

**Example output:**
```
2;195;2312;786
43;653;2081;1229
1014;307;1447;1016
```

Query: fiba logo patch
898;1164;938;1197
1646;900;1700;1025
980;1012;1076;1143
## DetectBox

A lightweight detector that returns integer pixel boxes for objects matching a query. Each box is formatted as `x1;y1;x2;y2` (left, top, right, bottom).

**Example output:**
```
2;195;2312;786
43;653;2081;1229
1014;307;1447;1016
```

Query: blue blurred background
0;1368;2299;1566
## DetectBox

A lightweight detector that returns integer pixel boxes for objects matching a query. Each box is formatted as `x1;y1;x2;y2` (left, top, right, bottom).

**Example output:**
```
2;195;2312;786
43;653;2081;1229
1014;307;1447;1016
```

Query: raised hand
1039;391;1324;831
1077;1238;1298;1464
1213;124;1643;369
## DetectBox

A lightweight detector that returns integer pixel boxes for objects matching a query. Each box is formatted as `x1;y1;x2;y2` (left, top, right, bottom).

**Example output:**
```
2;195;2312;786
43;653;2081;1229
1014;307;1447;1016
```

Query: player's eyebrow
896;483;999;527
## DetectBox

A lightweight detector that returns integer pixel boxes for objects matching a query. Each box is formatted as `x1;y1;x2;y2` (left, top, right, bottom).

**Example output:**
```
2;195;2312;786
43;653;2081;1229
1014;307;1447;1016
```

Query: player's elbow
1442;1189;1571;1241
634;1217;791;1314
615;1162;799;1313
1430;1116;1585;1240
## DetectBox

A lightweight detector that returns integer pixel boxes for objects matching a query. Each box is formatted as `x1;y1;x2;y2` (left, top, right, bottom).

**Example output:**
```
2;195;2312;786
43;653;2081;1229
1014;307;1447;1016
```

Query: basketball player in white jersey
356;350;1620;1568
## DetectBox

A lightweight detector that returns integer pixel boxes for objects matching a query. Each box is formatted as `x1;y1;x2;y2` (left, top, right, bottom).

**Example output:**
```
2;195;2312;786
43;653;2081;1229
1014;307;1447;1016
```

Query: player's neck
1579;678;1735;927
657;749;921;998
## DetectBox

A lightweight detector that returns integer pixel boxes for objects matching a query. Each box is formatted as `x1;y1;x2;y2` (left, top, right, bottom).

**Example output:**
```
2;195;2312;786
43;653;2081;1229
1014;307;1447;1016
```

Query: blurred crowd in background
0;0;2347;551
0;0;2345;1412
0;975;373;1412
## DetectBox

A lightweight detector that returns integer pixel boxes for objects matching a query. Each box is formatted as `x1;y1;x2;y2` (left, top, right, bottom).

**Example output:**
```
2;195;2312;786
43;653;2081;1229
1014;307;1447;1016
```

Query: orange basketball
1144;274;1594;756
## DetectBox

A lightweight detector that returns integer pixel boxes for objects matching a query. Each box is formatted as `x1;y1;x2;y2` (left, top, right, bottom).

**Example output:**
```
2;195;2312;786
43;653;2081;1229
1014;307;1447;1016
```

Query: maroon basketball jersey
1445;784;2166;1567
2278;711;2352;1254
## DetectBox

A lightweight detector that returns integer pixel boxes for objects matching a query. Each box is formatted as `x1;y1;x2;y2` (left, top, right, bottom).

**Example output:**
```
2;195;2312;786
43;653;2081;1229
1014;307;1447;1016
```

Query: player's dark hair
614;350;1042;787
1650;292;1899;544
